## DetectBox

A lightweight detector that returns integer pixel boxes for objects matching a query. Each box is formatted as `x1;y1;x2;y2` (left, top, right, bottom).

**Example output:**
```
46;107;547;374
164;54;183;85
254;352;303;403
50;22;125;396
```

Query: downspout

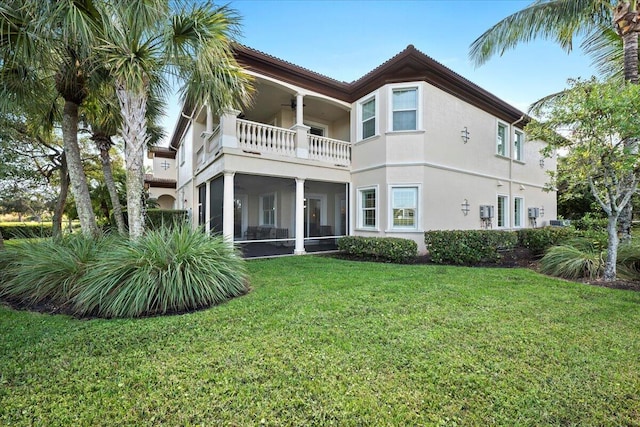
510;115;525;229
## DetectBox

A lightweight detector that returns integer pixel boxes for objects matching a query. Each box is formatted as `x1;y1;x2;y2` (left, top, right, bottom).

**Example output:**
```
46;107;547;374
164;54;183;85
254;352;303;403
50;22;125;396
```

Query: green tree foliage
526;78;640;280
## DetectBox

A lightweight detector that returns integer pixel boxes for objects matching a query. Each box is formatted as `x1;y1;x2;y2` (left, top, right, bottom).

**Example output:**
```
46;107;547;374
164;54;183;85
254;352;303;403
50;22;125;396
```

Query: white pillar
205;180;211;232
206;105;214;133
294;177;306;255
223;171;235;242
295;93;304;126
220;109;240;148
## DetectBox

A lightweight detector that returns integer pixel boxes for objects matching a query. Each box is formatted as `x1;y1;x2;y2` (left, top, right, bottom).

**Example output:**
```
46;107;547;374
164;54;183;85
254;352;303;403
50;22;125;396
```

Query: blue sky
162;0;599;140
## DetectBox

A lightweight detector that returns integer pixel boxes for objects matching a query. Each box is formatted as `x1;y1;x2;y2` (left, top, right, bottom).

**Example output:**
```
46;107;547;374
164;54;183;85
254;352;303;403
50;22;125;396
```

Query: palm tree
0;0;102;237
470;0;640;240
98;0;253;239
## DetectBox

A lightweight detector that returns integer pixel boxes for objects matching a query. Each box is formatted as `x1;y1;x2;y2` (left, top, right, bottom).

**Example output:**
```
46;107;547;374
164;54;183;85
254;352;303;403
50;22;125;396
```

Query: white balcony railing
308;134;351;165
236;119;296;156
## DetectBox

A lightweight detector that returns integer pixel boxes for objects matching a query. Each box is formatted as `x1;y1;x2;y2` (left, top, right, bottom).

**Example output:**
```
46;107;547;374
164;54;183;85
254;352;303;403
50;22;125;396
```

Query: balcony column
222;171;235;243
220;109;240;149
206;105;214;133
205;179;211;232
290;94;309;159
294;177;306;255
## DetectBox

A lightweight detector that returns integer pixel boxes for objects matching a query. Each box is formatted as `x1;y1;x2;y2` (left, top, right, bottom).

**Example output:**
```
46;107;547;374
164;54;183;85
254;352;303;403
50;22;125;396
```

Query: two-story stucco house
167;44;557;257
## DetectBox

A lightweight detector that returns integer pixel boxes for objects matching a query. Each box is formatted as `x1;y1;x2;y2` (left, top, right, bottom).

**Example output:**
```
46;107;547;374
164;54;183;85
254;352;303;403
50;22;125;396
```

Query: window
514;197;523;228
392;88;418;131
514;130;524;161
391;187;418;229
358;187;377;229
260;193;275;226
361;97;376;139
497;122;508;156
180;142;186;165
497;195;508;228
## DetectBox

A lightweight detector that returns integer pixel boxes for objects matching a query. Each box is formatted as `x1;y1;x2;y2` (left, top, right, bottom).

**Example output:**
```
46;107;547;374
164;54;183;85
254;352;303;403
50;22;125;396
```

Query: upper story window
497;122;508;157
514;130;524;161
361;97;376;139
358;187;377;229
180;142;186;165
392;87;418;131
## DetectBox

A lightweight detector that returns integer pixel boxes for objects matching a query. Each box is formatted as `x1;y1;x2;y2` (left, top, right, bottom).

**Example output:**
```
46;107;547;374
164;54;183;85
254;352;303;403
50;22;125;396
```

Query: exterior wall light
461;127;471;143
461;199;470;216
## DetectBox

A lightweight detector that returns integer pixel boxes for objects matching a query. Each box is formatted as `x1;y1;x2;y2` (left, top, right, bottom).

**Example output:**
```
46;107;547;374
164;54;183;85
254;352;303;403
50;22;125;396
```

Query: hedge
0;223;53;240
337;236;417;263
516;227;575;256
113;209;189;231
424;230;518;265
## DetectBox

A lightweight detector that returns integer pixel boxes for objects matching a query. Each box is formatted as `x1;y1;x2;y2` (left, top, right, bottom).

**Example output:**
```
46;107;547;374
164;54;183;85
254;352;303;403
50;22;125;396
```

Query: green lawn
1;256;640;426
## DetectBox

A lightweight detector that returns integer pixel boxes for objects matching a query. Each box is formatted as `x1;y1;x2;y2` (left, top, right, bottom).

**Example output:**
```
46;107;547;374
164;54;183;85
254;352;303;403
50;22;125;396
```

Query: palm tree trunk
97;140;126;234
52;153;69;238
62;100;99;237
116;84;148;240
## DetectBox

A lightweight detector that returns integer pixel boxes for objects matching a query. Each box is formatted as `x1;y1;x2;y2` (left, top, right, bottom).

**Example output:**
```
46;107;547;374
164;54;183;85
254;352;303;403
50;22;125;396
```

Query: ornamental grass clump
539;238;605;280
0;235;110;306
73;225;248;318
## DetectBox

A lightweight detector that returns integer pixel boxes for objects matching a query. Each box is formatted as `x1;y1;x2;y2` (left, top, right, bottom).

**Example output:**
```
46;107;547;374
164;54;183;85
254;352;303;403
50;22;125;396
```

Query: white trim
388;184;421;231
235;194;249;238
497;194;509;229
259;192;277;226
496;120;509;157
356;185;379;230
388;83;422;132
357;92;379;141
350;161;549;190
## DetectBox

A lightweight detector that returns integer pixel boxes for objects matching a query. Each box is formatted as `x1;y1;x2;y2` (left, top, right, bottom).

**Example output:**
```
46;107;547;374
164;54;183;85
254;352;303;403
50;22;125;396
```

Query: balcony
202;117;351;168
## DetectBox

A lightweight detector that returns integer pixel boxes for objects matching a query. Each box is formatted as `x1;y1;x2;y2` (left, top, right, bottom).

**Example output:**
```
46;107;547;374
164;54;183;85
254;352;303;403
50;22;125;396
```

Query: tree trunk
62;100;99;237
116;84;149;240
604;214;620;282
618;23;639;241
97;139;126;234
52;153;69;238
0;229;4;250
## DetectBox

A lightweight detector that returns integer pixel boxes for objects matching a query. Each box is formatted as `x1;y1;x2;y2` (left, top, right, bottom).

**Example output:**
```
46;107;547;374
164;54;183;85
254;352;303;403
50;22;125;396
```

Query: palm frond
470;0;611;66
581;25;626;79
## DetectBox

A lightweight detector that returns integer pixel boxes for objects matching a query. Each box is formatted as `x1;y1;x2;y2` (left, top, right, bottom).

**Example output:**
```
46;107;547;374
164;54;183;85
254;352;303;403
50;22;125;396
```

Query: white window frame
388;185;420;231
514;197;524;228
304;120;329;137
496;121;509;157
259;193;276;227
497;194;509;228
357;186;378;230
388;84;422;132
358;95;377;141
514;129;524;162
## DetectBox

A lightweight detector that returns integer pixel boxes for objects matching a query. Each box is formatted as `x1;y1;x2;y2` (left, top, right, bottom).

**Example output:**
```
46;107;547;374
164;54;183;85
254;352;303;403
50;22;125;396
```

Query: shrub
539;238;605;280
517;227;575;256
573;213;608;232
114;209;189;231
73;225;248;318
337;236;417;263
424;230;517;265
0;235;110;306
616;241;640;281
0;222;53;239
0;226;248;318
